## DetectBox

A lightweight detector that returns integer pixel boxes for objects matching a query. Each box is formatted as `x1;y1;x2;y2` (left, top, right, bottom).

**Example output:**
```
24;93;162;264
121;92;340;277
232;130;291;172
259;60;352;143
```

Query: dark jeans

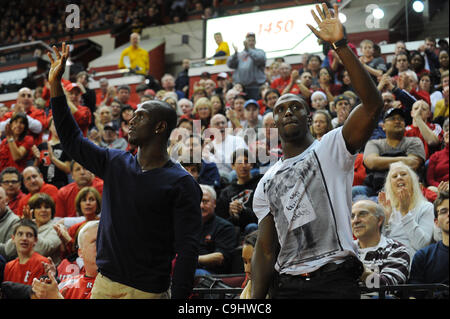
270;258;362;299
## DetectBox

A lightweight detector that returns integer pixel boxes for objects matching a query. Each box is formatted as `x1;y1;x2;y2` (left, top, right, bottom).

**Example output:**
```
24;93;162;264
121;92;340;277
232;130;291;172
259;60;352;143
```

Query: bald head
130;33;140;47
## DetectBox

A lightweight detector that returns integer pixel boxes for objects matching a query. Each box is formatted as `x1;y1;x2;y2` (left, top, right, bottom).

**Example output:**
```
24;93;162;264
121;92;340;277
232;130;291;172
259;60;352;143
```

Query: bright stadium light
338;12;347;23
373;7;385;19
412;0;424;13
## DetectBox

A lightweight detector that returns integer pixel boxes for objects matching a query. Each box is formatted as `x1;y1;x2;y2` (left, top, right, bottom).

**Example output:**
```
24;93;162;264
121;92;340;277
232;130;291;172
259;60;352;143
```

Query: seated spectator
298;71;314;100
116;85;137;110
119;105;134;141
352;200;410;287
318;66;342;102
64;83;92;137
3;219;49;285
161;73;185;100
11;193;61;265
31;118;71;189
0;186;20;258
180;161;201;182
433;80;449;125
270;63;301;95
215;149;260;236
262;89;280;115
236;99;264;141
0;87;46;144
204;114;248;181
409;191;449;290
17;166;59;218
193;97;213;134
162;92;181;116
0;113;34;173
310;91;329;114
304;54;322;88
226;94;247;130
0;167;25;215
430;70;448;114
178;98;194;119
398;70;430;106
240;230;258;299
378;162;435;258
353;108;425;199
55;161;103;218
405;100;443;159
179;134;220;188
197;184;237;275
410;51;429;79
99;123;128;151
210;95;225;117
58;186;102;258
32;220;99;299
359;39;387;81
331;95;351;128
427;118;449;193
311;110;333;141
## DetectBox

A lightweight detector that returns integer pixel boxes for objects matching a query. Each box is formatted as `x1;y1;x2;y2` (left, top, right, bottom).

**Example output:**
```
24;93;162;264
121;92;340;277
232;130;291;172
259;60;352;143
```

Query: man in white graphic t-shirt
251;3;384;299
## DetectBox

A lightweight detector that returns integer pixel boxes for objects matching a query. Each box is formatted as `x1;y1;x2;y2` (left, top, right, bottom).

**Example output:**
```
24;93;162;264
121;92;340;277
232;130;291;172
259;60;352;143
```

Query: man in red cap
64;83;92;137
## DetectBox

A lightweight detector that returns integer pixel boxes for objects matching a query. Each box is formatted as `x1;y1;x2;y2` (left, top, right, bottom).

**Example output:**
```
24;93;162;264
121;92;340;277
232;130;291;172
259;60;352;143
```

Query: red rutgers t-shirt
58;274;96;299
4;252;49;285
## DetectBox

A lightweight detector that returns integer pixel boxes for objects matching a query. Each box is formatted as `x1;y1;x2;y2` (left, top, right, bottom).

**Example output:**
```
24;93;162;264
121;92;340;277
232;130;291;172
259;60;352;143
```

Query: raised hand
307;3;344;44
47;42;70;85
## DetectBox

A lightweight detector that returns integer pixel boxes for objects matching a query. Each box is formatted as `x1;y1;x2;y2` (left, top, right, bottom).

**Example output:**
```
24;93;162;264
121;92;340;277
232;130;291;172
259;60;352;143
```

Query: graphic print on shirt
265;151;342;270
231;189;253;207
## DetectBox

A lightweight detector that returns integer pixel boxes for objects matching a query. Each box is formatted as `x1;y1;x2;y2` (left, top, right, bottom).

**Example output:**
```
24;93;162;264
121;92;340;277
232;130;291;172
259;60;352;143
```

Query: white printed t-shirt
253;127;359;275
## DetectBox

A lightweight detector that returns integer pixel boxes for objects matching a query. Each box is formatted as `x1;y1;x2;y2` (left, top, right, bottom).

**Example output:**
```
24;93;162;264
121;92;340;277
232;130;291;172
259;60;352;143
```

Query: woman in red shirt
0;113;34;173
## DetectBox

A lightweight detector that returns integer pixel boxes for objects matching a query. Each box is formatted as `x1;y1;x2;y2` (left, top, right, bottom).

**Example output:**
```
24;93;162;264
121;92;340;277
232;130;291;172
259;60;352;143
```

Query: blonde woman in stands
378;161;434;259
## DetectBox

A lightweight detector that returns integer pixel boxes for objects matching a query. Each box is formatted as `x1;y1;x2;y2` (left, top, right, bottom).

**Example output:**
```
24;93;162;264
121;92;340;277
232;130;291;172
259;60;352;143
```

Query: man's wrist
331;38;348;51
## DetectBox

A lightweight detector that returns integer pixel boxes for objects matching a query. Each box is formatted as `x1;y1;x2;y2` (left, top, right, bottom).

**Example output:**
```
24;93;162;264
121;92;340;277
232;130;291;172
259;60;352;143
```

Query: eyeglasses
1;180;20;185
438;208;449;216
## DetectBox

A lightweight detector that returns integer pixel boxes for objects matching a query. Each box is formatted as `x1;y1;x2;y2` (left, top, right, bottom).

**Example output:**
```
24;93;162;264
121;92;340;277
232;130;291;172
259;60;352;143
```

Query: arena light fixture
338;12;347;23
412;0;424;13
373;7;385;19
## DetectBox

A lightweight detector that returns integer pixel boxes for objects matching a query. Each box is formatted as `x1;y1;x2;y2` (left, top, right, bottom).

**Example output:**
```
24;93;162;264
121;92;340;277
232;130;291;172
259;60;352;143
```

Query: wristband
331;38;348;50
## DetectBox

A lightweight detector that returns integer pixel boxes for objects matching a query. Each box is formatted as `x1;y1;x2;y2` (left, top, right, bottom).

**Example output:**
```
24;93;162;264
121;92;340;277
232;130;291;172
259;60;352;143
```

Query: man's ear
155;121;167;134
381;122;385;132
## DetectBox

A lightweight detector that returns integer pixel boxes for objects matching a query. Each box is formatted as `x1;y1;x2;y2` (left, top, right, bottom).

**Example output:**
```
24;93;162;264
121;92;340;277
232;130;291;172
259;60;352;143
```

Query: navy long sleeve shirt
51;95;202;298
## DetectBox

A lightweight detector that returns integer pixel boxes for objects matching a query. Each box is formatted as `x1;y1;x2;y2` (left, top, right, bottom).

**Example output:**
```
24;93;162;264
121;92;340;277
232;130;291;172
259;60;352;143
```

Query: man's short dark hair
13;219;38;238
117;85;131;93
264;88;280;102
230;148;253;166
142;100;177;140
434;191;449;218
1;167;21;183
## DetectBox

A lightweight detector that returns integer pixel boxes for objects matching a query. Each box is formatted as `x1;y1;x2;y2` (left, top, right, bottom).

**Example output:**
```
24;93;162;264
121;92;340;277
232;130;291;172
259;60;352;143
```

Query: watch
7;138;14;143
331;38;348;50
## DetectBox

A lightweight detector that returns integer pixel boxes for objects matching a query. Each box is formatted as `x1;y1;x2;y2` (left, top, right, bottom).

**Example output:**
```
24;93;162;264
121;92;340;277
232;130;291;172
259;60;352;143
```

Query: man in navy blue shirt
47;43;202;299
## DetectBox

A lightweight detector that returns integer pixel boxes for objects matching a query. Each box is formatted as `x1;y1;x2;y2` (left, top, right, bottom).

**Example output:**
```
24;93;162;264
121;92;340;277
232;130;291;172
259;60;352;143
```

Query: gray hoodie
227;48;266;87
0;207;20;258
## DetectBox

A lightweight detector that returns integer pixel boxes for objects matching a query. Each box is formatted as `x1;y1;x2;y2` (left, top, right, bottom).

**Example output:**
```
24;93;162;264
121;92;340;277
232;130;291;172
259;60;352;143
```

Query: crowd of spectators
0;0;256;47
0;14;449;299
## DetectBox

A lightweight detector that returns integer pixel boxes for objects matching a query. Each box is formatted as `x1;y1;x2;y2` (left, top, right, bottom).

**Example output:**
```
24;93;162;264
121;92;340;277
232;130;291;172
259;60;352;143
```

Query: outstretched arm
308;4;383;153
47;43;108;179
